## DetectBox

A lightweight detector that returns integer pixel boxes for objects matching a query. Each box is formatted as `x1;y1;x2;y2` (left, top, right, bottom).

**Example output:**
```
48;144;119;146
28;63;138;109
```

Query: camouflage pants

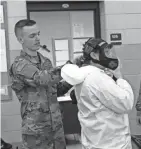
22;128;66;149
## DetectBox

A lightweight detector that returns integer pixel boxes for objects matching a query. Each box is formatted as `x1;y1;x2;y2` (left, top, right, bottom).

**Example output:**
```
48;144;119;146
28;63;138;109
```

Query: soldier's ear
17;36;24;44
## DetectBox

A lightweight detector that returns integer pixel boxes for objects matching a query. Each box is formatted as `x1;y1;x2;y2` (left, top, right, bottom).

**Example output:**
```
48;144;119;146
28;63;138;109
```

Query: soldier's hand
52;67;62;77
73;55;85;67
54;61;73;73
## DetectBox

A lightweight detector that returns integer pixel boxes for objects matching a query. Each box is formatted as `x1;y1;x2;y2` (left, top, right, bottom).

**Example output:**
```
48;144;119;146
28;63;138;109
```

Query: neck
23;46;37;56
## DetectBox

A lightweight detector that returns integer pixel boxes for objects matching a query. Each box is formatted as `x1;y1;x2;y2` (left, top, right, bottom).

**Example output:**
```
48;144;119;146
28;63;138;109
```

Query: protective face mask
91;48;119;70
99;54;119;70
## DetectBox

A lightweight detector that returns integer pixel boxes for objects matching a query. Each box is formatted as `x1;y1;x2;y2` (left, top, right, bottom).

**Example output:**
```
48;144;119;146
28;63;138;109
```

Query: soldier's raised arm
11;58;62;88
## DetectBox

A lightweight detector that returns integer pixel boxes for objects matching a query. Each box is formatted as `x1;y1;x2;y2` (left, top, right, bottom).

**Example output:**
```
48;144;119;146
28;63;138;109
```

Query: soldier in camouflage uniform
9;19;72;149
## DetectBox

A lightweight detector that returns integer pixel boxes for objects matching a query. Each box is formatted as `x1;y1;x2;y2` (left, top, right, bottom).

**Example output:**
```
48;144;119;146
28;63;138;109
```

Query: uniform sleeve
57;81;72;97
12;60;62;87
9;64;25;92
136;81;141;116
89;74;134;114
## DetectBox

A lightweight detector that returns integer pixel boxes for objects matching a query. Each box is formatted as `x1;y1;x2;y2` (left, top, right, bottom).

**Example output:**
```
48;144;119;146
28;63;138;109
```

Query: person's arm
12;59;62;88
9;65;25;92
57;81;72;97
89;73;134;114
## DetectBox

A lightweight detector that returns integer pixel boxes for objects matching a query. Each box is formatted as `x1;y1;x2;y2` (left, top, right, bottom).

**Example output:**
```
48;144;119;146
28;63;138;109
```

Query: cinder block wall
1;1;27;143
100;1;141;135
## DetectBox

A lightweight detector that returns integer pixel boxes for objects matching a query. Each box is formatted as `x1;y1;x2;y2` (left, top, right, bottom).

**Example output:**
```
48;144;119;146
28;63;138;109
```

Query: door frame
26;1;101;38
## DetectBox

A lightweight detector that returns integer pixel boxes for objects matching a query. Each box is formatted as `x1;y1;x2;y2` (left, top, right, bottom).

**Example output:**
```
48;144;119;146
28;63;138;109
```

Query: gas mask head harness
82;38;119;70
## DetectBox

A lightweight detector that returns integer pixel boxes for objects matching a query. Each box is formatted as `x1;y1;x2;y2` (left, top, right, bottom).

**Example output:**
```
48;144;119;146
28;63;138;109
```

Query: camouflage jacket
136;81;141;116
9;51;72;135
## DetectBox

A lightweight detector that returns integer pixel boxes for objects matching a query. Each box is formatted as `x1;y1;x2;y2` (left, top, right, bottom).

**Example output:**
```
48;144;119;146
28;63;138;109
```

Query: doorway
27;1;101;135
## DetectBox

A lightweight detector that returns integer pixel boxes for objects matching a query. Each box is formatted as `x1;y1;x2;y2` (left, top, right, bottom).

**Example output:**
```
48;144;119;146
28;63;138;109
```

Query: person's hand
112;66;123;79
112;59;123;79
104;67;122;82
53;61;73;77
104;69;114;78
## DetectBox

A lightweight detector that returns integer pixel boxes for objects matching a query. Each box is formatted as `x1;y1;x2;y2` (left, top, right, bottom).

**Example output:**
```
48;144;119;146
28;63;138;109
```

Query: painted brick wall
100;1;141;135
1;0;27;143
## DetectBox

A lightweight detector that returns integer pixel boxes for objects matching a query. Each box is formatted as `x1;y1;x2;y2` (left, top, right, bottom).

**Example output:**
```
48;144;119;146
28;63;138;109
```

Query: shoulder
84;67;101;81
12;56;30;73
84;67;113;89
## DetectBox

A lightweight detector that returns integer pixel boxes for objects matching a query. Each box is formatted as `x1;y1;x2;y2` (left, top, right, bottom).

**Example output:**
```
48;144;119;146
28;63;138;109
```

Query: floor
11;134;82;149
10;134;140;149
66;134;82;149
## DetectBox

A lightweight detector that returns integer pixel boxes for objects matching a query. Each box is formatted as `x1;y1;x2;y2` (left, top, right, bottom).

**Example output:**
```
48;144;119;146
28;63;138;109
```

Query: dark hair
14;19;36;37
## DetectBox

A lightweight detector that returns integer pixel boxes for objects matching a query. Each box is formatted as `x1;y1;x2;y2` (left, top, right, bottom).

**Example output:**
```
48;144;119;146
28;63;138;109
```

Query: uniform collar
20;50;41;64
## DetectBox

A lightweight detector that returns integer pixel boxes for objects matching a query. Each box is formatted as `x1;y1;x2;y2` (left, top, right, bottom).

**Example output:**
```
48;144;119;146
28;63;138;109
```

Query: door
28;2;100;134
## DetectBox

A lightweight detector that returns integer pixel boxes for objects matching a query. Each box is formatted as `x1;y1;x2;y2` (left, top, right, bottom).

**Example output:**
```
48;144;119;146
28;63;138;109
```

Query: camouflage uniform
9;51;72;149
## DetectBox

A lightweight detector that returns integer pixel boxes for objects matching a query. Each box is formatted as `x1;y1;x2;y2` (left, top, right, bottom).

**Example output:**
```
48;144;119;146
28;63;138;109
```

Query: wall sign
110;33;121;41
73;23;84;38
110;33;122;45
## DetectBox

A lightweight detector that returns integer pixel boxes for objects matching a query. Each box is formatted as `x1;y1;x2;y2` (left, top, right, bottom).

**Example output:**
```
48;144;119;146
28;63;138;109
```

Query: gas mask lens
104;46;117;59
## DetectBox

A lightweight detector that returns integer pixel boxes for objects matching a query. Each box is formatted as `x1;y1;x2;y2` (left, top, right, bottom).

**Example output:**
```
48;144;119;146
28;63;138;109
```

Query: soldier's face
21;24;40;51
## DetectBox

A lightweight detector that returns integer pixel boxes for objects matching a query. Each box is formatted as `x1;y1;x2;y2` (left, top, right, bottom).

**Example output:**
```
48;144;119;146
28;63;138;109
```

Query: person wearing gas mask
9;19;72;149
61;38;134;149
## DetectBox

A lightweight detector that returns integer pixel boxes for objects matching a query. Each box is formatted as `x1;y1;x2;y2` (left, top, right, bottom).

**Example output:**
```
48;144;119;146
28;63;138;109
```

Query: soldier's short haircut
14;19;36;37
